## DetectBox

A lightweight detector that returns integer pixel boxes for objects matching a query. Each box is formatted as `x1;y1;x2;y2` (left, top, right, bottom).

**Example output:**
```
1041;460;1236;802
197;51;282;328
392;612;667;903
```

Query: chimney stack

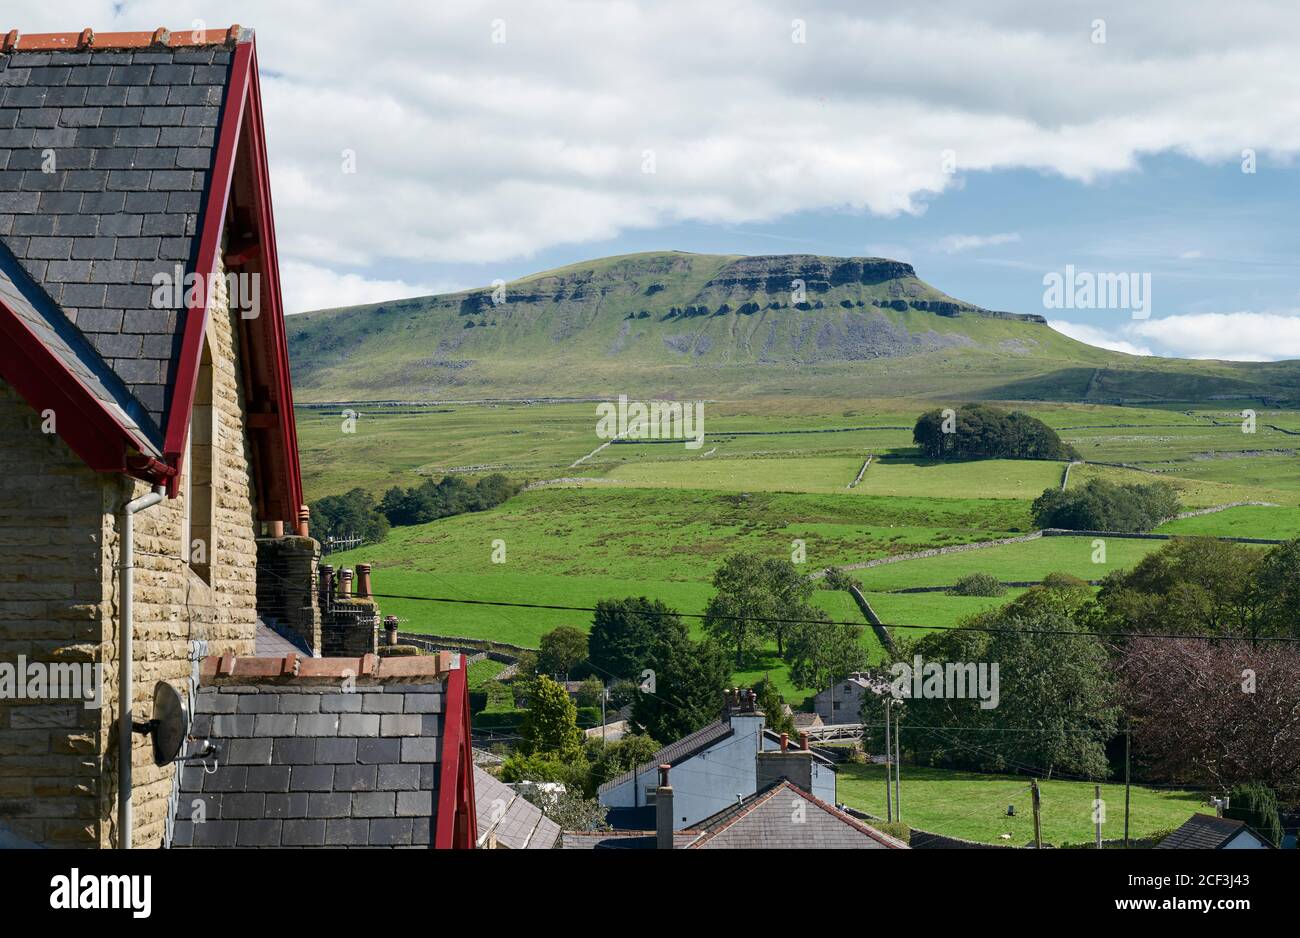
384;615;400;646
338;568;353;600
655;764;674;850
800;731;810;751
269;519;284;538
297;505;310;538
780;732;789;752
318;564;334;604
356;563;373;600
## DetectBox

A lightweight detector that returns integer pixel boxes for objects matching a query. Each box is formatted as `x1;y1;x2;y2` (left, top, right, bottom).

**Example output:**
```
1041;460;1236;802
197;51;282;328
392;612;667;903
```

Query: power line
364;591;1300;643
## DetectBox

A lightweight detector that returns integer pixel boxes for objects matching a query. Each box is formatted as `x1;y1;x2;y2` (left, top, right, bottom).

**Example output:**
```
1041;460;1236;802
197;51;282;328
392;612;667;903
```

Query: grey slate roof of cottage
687;779;906;849
172;678;446;848
597;719;733;794
472;766;560;849
1155;813;1273;850
0;41;234;438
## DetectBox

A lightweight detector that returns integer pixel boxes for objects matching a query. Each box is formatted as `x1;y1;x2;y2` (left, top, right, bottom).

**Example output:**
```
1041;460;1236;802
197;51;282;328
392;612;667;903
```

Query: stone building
0;26;475;849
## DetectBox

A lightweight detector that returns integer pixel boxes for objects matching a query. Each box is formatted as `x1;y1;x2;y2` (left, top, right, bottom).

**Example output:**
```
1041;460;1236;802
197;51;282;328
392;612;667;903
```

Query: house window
183;336;216;583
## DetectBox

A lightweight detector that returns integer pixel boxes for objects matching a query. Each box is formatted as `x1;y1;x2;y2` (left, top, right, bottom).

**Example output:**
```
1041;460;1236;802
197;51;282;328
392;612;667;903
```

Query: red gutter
435;657;478;848
161;35;253;495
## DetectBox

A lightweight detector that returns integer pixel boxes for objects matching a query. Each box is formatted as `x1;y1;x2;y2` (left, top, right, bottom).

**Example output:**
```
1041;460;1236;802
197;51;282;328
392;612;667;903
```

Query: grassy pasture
838;763;1208;846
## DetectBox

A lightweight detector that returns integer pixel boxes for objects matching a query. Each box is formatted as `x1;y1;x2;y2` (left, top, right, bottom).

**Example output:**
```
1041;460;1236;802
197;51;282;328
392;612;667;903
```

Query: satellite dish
148;681;190;766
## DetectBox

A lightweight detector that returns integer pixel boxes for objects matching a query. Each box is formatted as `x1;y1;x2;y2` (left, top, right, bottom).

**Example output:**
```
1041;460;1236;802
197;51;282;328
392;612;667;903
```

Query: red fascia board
162;35;253;494
435;658;478;848
242;40;305;517
0;297;168;481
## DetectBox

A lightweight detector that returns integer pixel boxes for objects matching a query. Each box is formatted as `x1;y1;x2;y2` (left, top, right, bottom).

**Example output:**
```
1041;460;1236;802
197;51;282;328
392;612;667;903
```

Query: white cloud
938;232;1021;254
1049;320;1154;357
279;262;451;315
1051;312;1300;362
8;0;1300;278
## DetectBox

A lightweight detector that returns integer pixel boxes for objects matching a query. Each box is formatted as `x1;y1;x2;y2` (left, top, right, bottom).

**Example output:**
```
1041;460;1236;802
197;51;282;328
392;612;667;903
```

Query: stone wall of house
0;258;262;848
0;380;113;848
100;261;261;848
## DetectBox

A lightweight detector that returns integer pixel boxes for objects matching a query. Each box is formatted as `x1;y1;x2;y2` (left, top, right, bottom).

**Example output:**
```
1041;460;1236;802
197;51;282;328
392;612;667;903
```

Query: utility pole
893;704;902;822
601;683;608;747
1095;784;1103;849
883;699;893;823
1123;725;1131;848
1031;779;1042;849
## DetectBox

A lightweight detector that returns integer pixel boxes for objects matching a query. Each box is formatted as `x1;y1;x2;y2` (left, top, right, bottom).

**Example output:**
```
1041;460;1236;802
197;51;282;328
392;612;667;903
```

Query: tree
884;590;1119;779
1252;538;1300;639
310;487;389;544
575;675;605;709
1113;638;1300;799
586;733;662;793
587;597;673;681
704;553;820;666
1094;537;1264;637
519;674;584;760
703;553;773;666
538;625;588;678
1031;478;1180;533
913;404;1076;460
785;618;866;693
751;675;796;739
631;625;730;743
1224;783;1284;847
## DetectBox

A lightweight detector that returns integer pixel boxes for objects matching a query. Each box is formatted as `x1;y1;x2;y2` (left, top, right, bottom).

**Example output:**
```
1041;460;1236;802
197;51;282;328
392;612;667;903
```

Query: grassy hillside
285;251;1300;403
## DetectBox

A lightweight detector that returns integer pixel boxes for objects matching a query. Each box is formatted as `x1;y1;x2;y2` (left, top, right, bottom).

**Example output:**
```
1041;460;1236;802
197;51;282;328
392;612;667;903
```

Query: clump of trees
311;488;390;544
310;473;519;546
1031;478;1179;533
379;473;518;527
913;403;1077;460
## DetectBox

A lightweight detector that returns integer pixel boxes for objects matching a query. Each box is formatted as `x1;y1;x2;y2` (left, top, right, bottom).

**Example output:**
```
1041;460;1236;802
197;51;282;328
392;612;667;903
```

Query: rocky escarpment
697;254;919;299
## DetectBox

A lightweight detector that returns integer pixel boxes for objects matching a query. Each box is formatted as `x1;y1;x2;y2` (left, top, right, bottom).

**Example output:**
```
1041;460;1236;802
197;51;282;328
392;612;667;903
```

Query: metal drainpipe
118;482;165;849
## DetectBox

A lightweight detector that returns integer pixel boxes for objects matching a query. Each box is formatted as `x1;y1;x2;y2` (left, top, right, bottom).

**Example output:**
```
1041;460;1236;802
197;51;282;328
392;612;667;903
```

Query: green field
838;763;1209;846
313;393;1299;703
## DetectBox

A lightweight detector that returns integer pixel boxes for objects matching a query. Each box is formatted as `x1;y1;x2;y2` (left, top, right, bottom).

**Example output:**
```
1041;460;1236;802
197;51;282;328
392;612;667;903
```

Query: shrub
946;572;1005;597
871;820;911;844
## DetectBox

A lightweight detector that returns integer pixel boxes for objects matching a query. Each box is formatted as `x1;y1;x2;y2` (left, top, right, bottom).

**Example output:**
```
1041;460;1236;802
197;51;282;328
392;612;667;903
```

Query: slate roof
254;618;314;658
473;766;560;849
173;674;447;848
0;41;234;437
1155;813;1273;850
687;779;907;849
597;719;733;794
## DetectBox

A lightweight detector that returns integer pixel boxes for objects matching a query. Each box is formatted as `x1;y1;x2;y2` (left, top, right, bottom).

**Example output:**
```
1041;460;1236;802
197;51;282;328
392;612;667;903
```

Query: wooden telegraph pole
1095;784;1103;849
1124;726;1132;848
1031;779;1042;849
883;700;893;822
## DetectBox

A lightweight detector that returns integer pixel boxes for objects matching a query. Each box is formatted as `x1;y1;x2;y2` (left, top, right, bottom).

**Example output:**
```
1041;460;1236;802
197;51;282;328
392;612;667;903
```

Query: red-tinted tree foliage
1114;638;1300;798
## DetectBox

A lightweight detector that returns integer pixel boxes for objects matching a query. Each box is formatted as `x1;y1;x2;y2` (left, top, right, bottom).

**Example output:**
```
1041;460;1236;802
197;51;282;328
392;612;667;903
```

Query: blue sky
12;1;1300;359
